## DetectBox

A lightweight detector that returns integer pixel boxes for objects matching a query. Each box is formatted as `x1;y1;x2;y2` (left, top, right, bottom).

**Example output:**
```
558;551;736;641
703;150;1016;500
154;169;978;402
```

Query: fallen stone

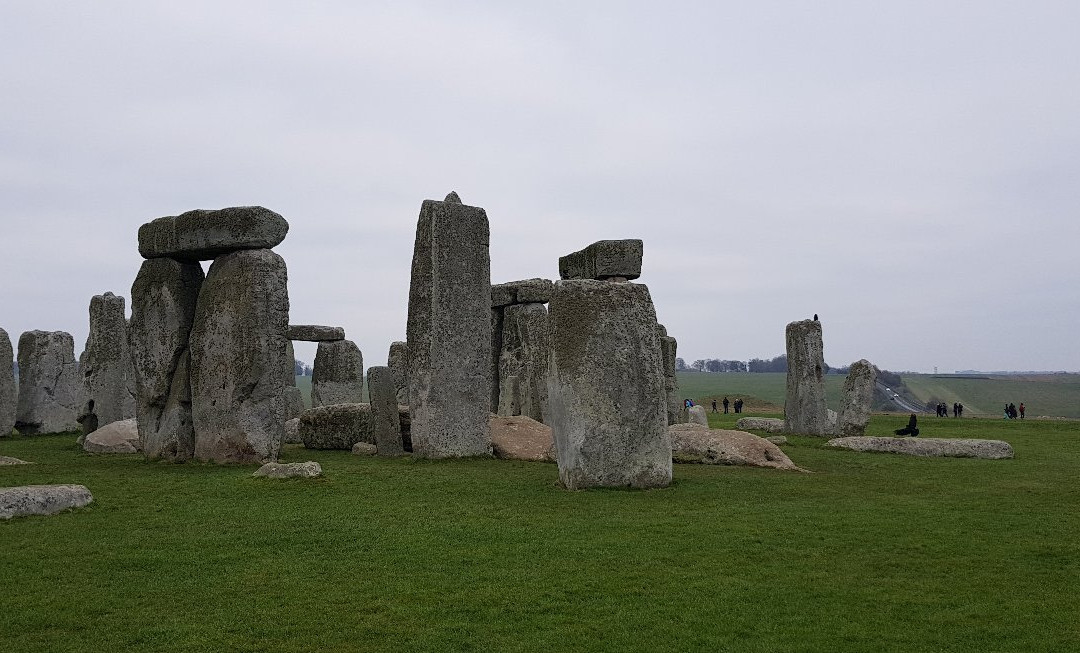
190;249;289;463
286;324;345;342
138;206;289;261
16;330;80;434
367;366;404;456
78;292;135;436
82;418;140;454
283;417;301;444
491;278;555;307
0;484;93;519
299;403;373;450
387;341;409;405
0;328;15;437
311;339;364;407
559;239;643;281
351;442;377;456
252;461;322;478
490;415;556;462
735;417;785;433
765;435;788;446
669;424;806;471
784;319;828;436
688;405;709;427
826;437;1014;460
837;359;877;437
0;456;31;465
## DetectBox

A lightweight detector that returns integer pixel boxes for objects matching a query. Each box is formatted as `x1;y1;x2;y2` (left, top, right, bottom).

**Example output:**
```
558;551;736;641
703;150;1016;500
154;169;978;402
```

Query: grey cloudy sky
2;1;1078;372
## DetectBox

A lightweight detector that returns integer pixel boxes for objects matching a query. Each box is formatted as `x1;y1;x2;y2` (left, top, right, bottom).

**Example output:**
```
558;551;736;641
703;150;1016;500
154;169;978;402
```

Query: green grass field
2;416;1078;652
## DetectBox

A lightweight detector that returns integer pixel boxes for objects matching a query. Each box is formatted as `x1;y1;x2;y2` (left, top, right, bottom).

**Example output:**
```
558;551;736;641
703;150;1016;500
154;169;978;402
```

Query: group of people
935;402;965;418
1004;402;1025;419
710;397;743;414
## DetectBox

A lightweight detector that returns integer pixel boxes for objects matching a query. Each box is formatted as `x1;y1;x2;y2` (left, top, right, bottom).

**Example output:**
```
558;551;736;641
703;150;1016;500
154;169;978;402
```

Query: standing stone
282;340;304;420
658;325;685;425
366;366;404;456
837;359;877;437
285;340;297;387
547;280;671;489
784;319;827;436
0;329;15;436
311;340;364;407
406;192;492;458
129;258;204;461
497;303;550;422
15;331;80;434
189;249;289;463
559;240;643;280
387;341;409;406
77;292;133;435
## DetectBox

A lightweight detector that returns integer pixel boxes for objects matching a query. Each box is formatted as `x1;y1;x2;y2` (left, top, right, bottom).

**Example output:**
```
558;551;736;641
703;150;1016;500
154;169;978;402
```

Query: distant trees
675;358;688;371
747;355;788;373
295;359;312;376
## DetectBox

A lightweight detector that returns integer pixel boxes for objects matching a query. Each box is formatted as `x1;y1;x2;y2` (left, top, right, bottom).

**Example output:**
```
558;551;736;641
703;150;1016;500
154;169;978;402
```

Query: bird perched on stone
813;314;819;321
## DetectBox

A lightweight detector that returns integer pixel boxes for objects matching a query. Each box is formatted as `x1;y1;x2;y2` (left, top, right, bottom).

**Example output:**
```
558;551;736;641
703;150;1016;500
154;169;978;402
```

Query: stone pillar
130;258;204;460
311;339;364;407
77;292;133;435
0;328;16;437
784;319;827;436
837;359;877;437
406;191;492;458
189;249;289;463
283;340;304;420
15;331;80;434
387;341;409;406
366;366;404;456
497;303;550;422
547;280;671;489
658;324;684;425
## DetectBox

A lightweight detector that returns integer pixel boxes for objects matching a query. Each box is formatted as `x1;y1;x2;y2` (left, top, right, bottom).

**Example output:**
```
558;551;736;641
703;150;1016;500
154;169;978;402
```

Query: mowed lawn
1;416;1078;652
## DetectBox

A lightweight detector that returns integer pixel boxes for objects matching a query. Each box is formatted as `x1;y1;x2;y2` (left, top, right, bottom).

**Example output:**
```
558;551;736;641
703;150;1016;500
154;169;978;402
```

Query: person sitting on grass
894;413;920;437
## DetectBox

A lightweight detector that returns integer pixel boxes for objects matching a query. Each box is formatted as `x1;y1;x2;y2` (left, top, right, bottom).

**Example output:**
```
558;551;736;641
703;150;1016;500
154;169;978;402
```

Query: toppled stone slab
735;417;785;433
688;405;709;427
16;330;80;435
669;424;806;471
286;325;345;342
0;484;93;519
311;340;364;407
82;418;140;454
784;319;827;436
299;403;373;450
826;437;1014;460
0;328;15;437
559;240;643;281
283;417;301;444
138;206;289;261
352;442;377;456
0;456;31;465
491;278;555;307
253;461;322;479
490;415;556;462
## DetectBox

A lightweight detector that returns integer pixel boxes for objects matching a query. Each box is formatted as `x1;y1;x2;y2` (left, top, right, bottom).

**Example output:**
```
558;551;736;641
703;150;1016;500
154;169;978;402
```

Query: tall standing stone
0;329;15;436
387;341;409;406
497;303;550;423
311;340;364;407
129;258;204;461
837;359;877;437
15;331;80;434
366;366;404;456
189;249;289;463
77;292;134;435
658;325;684;425
406;192;492;458
784;319;827;436
547;280;671;489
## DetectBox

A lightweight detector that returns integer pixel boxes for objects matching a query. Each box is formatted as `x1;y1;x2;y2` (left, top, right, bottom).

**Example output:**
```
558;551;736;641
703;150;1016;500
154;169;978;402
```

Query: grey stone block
784;319;827;436
837;359;877;437
0;485;94;520
299;403;373;450
558;240;643;281
491;278;555;307
0;328;15;436
827;436;1014;459
311;339;364;407
77;292;134;436
138;206;289;261
366;366;404;456
387;341;408;405
286;325;346;342
15;331;80;435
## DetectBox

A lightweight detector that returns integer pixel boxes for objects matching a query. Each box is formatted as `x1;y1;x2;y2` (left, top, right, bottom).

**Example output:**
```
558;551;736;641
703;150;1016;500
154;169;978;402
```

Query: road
875;381;927;413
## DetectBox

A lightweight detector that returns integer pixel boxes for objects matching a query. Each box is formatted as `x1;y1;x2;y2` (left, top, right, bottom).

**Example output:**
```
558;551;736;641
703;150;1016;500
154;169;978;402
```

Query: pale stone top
138;206;289;261
559;239;643;281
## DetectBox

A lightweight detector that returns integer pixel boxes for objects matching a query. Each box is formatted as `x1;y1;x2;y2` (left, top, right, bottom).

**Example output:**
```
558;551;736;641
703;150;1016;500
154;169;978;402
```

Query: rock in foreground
736;417;785;433
252;461;322;479
82;418;140;454
826;436;1014;459
0;485;94;519
490;415;555;462
669;424;807;471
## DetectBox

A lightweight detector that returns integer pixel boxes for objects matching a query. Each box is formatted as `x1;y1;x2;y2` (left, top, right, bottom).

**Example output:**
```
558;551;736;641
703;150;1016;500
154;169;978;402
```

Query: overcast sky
2;1;1078;373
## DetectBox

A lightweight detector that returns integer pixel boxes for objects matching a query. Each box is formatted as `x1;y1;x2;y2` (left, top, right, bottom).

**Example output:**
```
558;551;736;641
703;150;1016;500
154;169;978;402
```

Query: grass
2;416;1078;652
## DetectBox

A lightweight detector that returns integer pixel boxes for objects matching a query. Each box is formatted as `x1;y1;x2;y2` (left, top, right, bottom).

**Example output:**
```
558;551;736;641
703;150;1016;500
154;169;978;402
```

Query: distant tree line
295;359;312;376
677;354;830;374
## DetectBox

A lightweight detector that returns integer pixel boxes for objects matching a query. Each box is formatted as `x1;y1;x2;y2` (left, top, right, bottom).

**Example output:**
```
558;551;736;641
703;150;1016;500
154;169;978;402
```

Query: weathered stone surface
406;194;492;458
664;376;685;426
491;278;555;308
253;461;322;478
547;280;671;489
283;417;301;444
826;437;1014;459
837;359;877;437
351;442;377;456
311;340;363;407
688;405;709;427
0;456;31;465
398;405;412;452
130;258;203;461
0;328;15;437
299;403;373;450
138;206;289;261
283;386;305;421
669;424;806;471
387;341;409;406
285;340;296;387
559;239;643;281
82;418;140;454
286;325;345;342
366;366;404;456
735;417;785;433
0;484;93;519
490;415;556;462
766;435;788;446
15;331;80;434
496;303;550;423
77;292;135;436
190;249;289;463
784;319;827;436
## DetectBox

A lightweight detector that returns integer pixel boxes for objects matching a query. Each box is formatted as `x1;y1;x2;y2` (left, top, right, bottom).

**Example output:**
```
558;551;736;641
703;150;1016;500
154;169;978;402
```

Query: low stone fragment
286;325;346;342
735;417;785;433
491;278;555;308
0;328;15;437
669;424;806;471
82;418;140;454
351;442;377;456
490;415;556;462
138;206;289;261
16;330;80;435
299;403;373;450
283;417;301;444
766;435;788;446
0;456;31;465
826;437;1014;459
559;240;643;281
0;484;93;519
311;340;364;407
253;461;322;478
688;405;709;427
837;360;877;437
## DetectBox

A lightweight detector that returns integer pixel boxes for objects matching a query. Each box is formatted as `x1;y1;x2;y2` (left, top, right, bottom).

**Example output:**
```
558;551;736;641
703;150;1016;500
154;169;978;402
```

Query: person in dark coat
722;397;730;414
894;413;919;437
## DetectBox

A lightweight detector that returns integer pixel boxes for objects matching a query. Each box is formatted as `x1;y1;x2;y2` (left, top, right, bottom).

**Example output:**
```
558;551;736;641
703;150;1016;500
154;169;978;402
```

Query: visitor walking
1019;403;1025;419
711;399;717;413
722;397;730;414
